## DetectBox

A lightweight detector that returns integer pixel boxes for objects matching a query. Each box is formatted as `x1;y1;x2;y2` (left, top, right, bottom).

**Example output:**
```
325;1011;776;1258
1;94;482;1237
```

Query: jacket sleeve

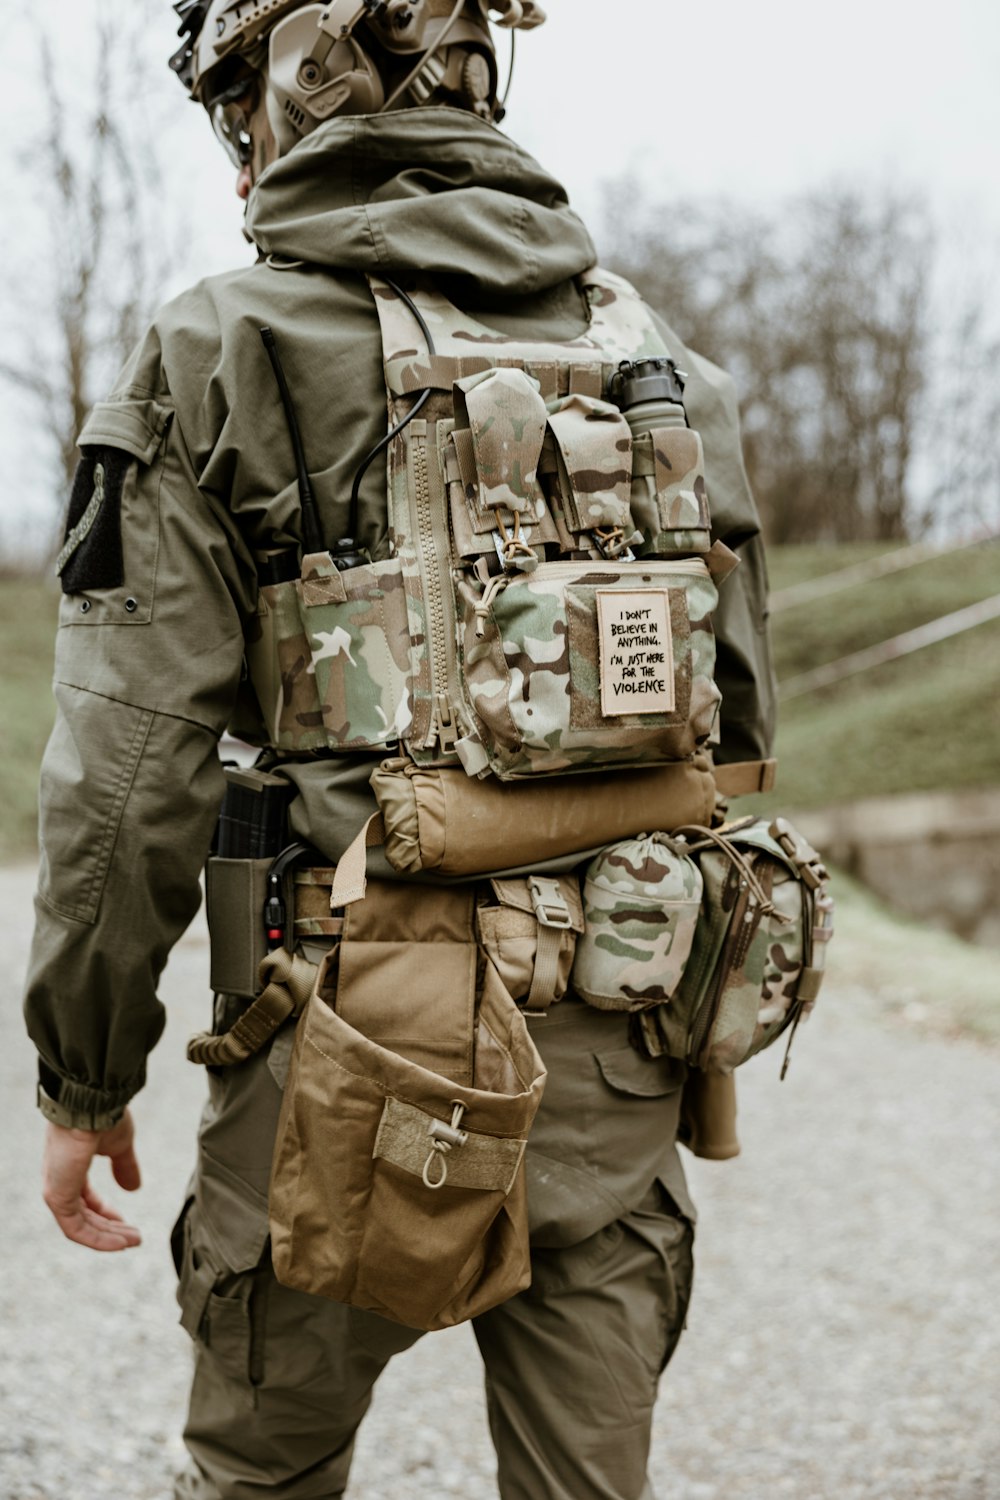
24;359;256;1130
651;315;777;763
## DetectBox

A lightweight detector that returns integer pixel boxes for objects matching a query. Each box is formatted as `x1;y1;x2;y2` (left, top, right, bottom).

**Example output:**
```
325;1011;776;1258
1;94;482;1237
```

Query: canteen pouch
640;818;834;1074
454;556;722;780
268;880;547;1331
476;875;583;1013
369;753;717;877
572;834;703;1012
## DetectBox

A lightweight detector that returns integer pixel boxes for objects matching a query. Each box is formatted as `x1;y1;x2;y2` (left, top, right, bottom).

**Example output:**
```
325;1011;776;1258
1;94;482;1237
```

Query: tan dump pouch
269;881;547;1331
369;752;717;877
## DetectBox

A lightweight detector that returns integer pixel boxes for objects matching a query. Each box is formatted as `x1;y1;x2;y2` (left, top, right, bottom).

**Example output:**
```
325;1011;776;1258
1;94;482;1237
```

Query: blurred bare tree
0;0;171;545
599;182;964;543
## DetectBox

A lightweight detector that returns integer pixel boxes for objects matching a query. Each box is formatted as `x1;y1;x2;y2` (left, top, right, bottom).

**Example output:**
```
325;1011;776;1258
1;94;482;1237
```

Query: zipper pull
434;693;458;751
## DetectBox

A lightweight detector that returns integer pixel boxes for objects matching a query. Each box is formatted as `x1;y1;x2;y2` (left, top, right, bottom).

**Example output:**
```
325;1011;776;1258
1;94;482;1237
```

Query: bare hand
42;1108;142;1252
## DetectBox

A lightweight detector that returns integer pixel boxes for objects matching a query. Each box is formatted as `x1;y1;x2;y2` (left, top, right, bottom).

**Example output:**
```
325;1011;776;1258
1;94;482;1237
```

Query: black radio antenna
348;279;437;527
260;327;325;557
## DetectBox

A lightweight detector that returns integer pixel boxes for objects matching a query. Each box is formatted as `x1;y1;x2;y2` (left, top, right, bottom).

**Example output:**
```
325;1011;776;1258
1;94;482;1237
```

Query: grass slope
0;579;59;860
758;539;1000;809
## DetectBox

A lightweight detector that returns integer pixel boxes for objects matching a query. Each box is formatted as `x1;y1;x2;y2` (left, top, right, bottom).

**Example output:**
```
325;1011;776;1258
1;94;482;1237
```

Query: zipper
475;556;711;629
410;425;460;753
687;880;752;1065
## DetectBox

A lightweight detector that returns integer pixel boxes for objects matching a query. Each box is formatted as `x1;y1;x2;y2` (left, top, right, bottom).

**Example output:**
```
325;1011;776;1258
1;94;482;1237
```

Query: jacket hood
245;108;596;295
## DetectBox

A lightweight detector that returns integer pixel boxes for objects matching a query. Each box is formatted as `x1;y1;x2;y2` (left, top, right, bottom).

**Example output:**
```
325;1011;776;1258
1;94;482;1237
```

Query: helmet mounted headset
170;0;546;167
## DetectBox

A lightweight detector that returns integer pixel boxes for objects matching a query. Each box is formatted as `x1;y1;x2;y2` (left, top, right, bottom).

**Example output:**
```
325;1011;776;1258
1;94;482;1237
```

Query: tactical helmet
170;0;545;166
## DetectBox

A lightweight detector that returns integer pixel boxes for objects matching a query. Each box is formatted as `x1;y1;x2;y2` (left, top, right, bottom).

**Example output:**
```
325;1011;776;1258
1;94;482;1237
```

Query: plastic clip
422;1102;468;1190
528;875;573;930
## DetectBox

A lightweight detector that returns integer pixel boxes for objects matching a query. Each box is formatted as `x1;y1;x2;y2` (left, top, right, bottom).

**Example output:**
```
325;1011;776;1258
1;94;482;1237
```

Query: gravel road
2;861;998;1500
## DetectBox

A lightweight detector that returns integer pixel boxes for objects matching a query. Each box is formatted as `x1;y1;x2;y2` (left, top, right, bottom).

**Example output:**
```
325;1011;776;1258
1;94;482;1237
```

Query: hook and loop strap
187;948;317;1068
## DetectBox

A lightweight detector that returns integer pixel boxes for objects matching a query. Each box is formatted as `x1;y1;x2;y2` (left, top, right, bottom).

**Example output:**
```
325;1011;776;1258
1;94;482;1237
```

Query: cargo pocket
174;1197;267;1387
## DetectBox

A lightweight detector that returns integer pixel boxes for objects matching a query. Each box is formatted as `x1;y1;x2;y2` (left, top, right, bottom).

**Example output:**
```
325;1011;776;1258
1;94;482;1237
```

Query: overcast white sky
1;0;997;544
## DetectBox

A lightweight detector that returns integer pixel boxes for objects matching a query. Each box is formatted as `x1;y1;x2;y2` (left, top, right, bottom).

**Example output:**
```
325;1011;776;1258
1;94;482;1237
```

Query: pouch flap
649;427;709;533
78;396;172;465
488;875;584;931
547;393;633;532
453;366;547;514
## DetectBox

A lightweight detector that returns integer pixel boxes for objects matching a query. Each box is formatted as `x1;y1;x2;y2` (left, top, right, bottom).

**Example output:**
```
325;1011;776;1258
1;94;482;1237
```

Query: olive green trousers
173;999;695;1500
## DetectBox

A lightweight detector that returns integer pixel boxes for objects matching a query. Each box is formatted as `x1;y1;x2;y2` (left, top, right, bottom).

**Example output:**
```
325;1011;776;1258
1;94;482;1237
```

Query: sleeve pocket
59;396;171;622
37;685;152;924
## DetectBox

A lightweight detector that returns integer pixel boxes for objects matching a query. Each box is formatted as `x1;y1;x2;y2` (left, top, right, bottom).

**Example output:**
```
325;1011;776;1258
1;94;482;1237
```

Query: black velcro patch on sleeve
58;446;134;595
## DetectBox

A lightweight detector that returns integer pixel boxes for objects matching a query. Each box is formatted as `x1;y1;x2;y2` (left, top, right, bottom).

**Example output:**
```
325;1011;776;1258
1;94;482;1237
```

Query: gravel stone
3;861;999;1499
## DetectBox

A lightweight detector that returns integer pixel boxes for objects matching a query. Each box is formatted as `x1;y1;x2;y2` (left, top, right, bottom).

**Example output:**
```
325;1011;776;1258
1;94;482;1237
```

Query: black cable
348;279;438;527
260;327;325;557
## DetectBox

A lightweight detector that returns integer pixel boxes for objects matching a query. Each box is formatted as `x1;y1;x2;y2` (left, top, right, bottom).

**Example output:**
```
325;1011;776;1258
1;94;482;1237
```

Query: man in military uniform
26;3;776;1496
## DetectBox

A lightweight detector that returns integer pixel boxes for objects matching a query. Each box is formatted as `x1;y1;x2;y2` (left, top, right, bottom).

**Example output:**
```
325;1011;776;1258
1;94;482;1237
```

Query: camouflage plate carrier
244;266;729;783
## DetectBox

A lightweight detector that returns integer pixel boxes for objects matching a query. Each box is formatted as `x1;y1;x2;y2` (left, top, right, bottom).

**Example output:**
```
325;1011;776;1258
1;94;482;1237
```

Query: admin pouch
268;879;547;1331
572;818;834;1074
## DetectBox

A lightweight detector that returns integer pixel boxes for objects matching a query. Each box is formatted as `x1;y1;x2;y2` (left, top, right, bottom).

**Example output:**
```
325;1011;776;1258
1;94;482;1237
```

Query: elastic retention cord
348;279;438;527
672;825;791;923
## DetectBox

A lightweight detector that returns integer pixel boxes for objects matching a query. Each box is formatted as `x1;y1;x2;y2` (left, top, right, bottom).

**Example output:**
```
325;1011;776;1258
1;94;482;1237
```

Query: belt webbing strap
187;948;317;1067
713;759;778;796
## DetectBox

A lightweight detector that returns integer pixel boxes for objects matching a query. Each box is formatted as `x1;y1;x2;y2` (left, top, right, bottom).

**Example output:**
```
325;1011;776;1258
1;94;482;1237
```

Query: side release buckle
528;875;574;930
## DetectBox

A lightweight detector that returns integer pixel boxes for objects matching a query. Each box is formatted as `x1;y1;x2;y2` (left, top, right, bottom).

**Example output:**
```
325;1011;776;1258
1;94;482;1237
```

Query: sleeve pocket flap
78;397;172;465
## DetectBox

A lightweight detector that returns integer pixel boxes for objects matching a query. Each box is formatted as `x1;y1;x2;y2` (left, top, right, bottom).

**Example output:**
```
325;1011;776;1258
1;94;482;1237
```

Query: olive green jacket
24;109;775;1129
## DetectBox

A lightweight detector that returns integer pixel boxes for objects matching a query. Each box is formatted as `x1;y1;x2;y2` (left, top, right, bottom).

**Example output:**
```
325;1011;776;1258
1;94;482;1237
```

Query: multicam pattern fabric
244;267;723;768
454;560;721;779
243;554;410;753
454;367;548;516
547;394;633;534
572;835;703;1011
638;819;833;1073
631;428;712;558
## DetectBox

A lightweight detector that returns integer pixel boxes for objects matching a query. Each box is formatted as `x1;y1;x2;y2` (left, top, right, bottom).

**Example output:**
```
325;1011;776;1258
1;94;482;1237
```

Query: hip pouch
573;818;835;1076
268;880;547;1331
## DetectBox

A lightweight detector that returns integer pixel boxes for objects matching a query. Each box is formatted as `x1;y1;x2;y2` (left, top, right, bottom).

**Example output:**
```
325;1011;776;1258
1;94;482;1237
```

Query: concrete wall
792;788;1000;949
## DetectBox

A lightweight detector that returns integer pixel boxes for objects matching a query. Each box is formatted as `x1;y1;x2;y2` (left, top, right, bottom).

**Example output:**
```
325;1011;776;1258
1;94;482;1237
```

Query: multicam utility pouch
571;834;703;1012
244;553;410;754
637;818;834;1075
454;556;722;781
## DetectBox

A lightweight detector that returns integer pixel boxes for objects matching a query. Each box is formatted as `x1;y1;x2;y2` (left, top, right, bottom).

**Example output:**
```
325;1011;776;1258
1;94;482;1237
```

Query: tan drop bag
268;880;547;1331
